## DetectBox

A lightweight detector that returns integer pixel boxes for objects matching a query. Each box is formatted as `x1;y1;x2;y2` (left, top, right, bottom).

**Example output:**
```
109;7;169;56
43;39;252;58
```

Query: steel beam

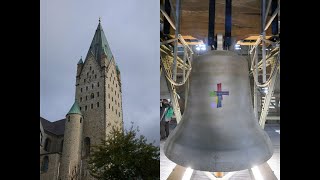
163;0;171;35
208;0;216;49
225;0;232;49
271;0;279;35
172;0;181;81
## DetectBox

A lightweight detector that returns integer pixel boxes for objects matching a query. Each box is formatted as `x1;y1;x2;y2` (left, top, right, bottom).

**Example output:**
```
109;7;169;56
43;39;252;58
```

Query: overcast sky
40;0;160;145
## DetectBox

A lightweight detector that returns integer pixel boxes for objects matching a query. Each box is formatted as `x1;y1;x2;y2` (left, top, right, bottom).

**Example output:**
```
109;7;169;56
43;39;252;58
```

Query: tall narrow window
41;156;49;173
92;70;94;74
81;88;83;92
115;91;116;95
86;96;87;100
112;106;113;111
80;117;82;123
97;102;99;107
84;137;91;156
112;97;113;102
87;72;89;77
116;109;117;114
84;79;86;83
109;104;110;109
86;86;88;91
95;74;97;79
97;92;99;97
44;138;51;151
118;102;120;107
68;116;70;122
97;82;99;87
110;77;111;81
91;104;93;109
108;94;110;99
111;87;113;92
119;112;120;117
60;140;64;152
80;97;82;102
116;84;117;88
113;81;114;85
91;93;94;99
115;100;117;104
80;107;82;110
92;84;94;89
90;66;92;70
108;84;110;88
85;106;87;110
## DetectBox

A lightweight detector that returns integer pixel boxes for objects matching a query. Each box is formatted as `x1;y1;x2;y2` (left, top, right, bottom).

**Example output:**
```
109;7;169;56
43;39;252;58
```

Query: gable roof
40;117;66;136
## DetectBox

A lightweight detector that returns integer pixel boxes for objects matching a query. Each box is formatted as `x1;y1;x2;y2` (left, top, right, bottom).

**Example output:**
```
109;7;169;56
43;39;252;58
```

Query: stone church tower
74;19;124;179
40;19;123;180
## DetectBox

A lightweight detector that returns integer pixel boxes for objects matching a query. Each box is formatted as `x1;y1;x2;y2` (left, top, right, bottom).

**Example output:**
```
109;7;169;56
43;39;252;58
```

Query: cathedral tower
75;19;123;179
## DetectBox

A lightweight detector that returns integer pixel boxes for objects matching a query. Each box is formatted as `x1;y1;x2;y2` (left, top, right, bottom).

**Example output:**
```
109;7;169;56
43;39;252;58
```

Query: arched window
60;140;64;152
92;84;94;89
84;137;91;156
44;138;51;151
80;97;82;102
41;156;49;173
97;82;99;87
91;93;94;99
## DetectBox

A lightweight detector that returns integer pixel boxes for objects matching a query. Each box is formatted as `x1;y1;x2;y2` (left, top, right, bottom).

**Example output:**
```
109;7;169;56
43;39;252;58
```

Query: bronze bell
163;50;273;172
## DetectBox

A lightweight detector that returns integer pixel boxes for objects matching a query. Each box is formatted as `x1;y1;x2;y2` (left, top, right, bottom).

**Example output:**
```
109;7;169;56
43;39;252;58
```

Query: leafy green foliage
88;125;160;180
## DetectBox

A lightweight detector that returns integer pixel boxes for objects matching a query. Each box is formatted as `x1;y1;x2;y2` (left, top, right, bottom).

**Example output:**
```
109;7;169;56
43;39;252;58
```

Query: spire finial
99;17;101;23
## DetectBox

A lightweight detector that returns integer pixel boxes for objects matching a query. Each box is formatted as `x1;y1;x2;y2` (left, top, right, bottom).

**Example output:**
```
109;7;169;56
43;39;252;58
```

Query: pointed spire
67;101;82;115
85;19;114;66
77;56;83;65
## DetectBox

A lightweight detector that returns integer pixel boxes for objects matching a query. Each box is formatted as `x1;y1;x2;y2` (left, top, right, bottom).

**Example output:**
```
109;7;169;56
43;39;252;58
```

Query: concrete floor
160;124;280;180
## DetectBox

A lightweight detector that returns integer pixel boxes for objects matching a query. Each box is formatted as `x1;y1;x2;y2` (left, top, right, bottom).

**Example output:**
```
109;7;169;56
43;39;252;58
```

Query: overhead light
196;47;201;51
235;44;241;50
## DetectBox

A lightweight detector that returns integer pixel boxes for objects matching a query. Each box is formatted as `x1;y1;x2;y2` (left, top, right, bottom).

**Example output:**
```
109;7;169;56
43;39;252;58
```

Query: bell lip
163;134;274;172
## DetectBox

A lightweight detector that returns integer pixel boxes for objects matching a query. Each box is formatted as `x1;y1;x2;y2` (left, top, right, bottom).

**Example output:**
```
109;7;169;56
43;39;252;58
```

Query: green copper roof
67;101;82;115
77;57;83;64
116;64;120;72
86;20;114;66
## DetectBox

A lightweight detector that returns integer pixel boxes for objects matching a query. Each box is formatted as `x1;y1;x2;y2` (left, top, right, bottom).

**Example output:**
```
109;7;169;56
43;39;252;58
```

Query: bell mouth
163;131;273;172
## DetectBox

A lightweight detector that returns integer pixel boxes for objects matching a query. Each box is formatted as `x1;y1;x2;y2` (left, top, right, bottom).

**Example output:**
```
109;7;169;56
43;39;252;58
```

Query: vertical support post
163;0;171;35
225;0;232;50
208;0;216;50
172;0;181;81
253;48;259;121
261;0;267;83
271;0;279;35
182;46;187;82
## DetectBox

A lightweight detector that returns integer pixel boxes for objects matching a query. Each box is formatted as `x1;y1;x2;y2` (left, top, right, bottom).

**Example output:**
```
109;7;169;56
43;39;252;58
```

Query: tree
88;125;160;180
